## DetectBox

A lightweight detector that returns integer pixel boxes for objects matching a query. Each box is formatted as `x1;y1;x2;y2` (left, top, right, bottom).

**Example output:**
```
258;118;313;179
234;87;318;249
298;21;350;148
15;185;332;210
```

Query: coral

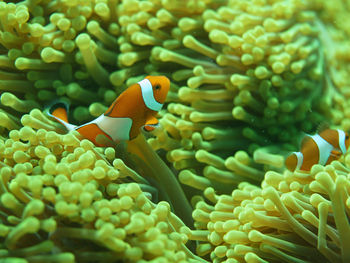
185;159;350;263
0;110;202;263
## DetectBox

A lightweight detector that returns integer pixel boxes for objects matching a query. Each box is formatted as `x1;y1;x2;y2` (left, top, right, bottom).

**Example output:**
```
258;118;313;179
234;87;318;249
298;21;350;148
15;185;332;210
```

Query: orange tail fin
285;154;297;171
46;101;77;131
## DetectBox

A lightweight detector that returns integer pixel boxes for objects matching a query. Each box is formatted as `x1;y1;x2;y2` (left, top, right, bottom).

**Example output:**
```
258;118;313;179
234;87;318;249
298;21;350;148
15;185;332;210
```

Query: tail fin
45;101;77;131
285;152;303;172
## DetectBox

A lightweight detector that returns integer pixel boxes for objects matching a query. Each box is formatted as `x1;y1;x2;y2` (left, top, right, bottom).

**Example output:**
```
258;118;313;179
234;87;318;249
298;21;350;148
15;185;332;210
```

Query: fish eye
154;84;161;90
346;135;349;140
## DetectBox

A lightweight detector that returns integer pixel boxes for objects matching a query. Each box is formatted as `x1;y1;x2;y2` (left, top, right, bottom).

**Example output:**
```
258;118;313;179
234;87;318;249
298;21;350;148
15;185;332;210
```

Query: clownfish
285;128;350;171
47;76;170;146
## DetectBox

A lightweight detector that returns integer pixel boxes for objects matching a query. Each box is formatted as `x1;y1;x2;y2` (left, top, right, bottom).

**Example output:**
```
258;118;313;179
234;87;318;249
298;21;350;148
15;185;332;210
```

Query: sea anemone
187;161;350;263
0;0;350;262
0;113;201;262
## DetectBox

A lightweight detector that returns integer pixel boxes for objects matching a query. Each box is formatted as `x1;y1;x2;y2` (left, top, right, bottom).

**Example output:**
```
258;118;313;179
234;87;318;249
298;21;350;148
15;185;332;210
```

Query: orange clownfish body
47;76;170;146
285;129;350;172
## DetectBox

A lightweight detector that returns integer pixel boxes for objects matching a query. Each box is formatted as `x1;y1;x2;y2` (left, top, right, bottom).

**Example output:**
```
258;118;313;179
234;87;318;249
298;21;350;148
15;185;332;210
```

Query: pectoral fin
330;149;342;157
143;116;159;132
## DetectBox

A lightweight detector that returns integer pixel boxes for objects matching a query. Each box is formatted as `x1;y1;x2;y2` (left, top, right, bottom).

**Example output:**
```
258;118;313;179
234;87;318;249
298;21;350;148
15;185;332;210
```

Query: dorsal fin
316;121;330;134
300;134;311;149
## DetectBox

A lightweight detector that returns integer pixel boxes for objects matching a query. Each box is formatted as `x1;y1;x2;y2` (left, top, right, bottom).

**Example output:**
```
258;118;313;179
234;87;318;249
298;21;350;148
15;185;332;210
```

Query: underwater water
0;0;349;262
